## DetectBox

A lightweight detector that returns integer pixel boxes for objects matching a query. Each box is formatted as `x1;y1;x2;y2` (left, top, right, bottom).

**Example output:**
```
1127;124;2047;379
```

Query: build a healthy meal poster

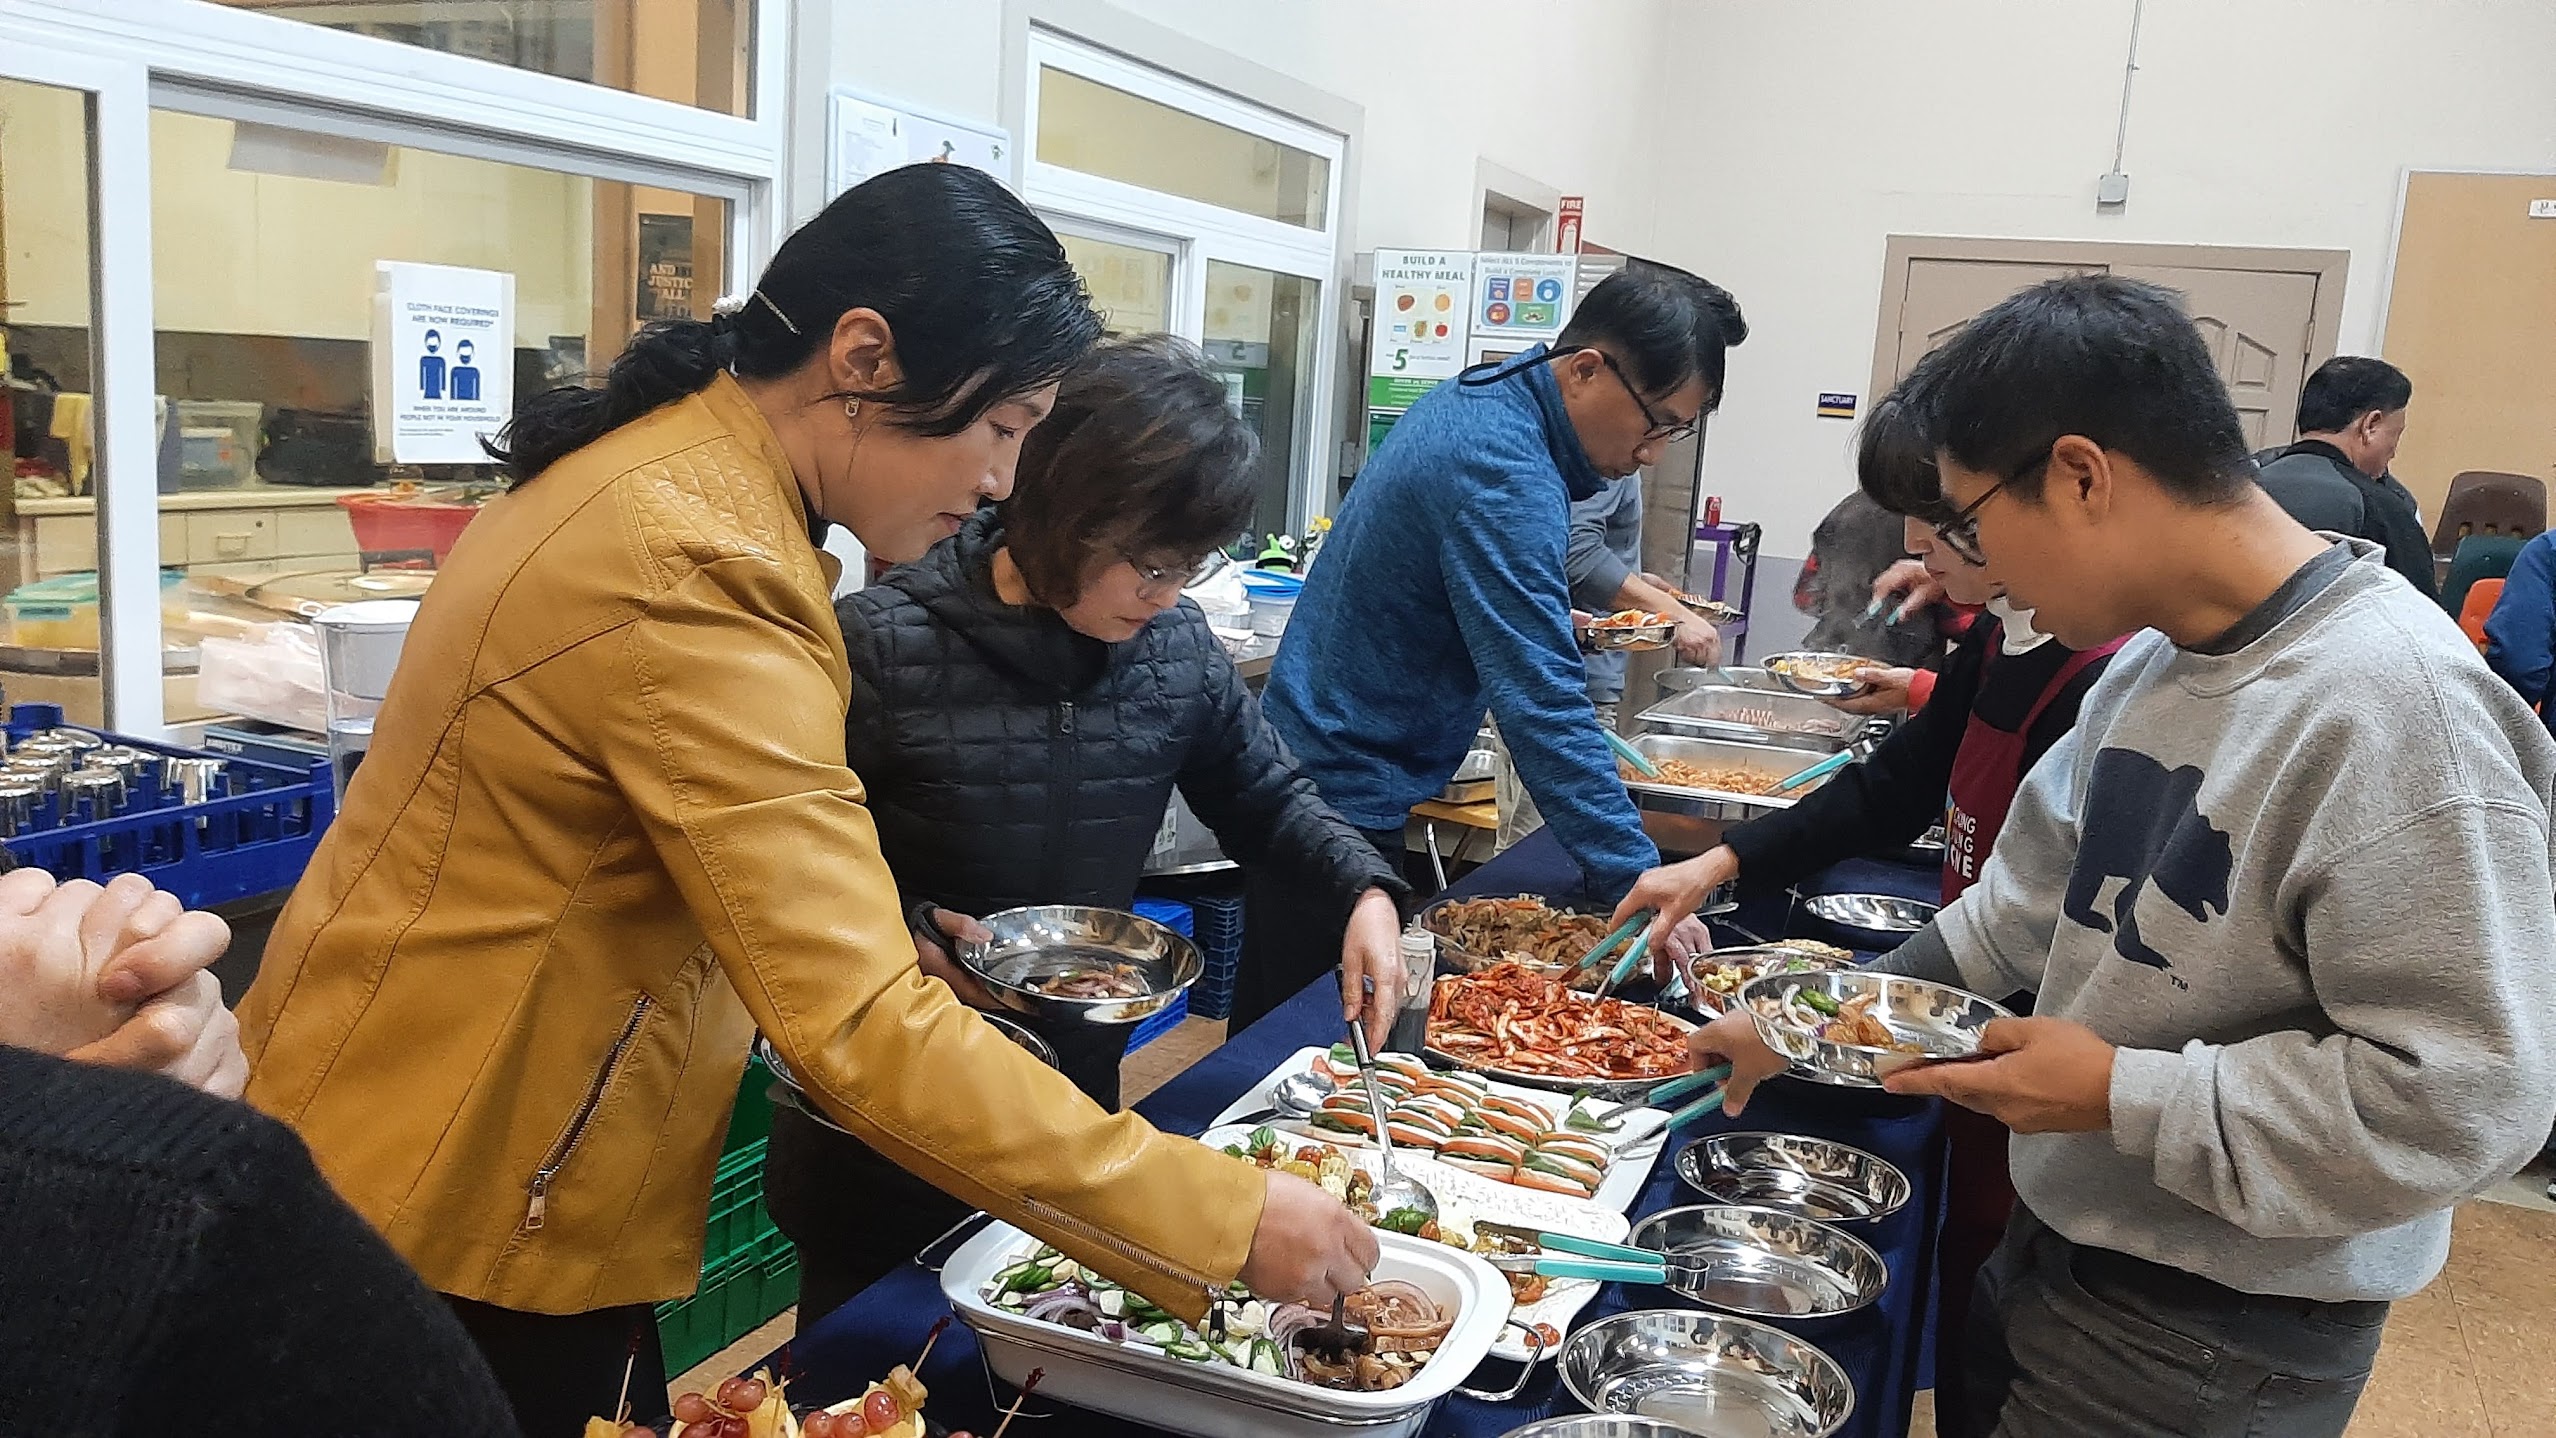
1367;249;1474;447
371;260;516;465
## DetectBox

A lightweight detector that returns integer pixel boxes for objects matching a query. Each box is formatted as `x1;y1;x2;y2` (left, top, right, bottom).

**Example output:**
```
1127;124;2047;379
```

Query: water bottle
1388;925;1437;1056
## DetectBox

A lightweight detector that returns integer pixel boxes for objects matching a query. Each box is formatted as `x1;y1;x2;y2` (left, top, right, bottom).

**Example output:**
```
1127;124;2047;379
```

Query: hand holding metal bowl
1759;651;1881;699
956;904;1202;1026
1739;968;2012;1087
1578;610;1678;652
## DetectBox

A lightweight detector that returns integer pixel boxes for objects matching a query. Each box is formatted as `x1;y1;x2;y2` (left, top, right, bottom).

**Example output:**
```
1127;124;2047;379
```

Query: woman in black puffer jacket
765;336;1409;1326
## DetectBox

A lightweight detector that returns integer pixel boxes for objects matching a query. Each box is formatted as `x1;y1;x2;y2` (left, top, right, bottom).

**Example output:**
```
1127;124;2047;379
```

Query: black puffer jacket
839;511;1405;930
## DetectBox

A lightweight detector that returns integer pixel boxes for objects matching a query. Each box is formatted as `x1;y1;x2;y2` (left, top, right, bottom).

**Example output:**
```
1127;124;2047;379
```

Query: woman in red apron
1615;509;2121;1436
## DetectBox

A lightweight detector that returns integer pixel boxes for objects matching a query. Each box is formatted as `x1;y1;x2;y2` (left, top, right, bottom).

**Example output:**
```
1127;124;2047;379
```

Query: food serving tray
1209;1046;1671;1215
943;1221;1513;1438
1620;734;1838;857
1636;684;1868;752
1201;1122;1628;1361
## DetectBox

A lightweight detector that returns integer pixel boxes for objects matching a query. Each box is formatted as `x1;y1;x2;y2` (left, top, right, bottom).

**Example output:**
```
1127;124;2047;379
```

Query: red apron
1941;638;2120;903
1930;630;2119;1436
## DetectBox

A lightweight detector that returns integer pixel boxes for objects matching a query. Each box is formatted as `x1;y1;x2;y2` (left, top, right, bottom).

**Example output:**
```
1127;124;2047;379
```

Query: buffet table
782;837;1949;1438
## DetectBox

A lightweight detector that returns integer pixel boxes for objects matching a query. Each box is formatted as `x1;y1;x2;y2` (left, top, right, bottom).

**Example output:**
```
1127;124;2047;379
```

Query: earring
843;398;863;422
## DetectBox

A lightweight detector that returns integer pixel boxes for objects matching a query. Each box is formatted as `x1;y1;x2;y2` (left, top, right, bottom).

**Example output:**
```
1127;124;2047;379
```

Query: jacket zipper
1042;701;1077;898
522;993;654;1232
1017;1193;1221;1311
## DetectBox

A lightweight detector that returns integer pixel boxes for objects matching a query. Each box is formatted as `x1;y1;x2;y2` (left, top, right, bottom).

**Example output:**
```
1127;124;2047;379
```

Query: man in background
1238;264;1745;1030
2255;356;2437;598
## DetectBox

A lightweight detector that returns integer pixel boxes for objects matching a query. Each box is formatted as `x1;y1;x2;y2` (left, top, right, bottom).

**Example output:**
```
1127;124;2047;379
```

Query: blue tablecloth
780;834;1948;1438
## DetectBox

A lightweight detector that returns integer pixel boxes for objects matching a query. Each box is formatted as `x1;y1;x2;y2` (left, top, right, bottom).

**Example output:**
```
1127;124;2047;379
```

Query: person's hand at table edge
1828;665;1916;717
1669;613;1722;668
1687;1009;1788;1116
910;903;1002;1010
1337;887;1404;1051
1239;1169;1379;1306
1612;846;1740;980
1881;1016;2116;1133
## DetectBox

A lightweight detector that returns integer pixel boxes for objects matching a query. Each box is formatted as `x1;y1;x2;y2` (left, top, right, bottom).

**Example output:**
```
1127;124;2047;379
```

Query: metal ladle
1344;1018;1439;1227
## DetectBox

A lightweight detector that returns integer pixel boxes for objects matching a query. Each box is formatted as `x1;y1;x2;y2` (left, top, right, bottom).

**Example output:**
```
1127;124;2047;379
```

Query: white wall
1650;0;2556;558
822;0;1681;256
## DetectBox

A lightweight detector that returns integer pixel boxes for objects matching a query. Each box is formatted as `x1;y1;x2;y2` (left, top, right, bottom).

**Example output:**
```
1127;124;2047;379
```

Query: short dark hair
1910;275;2254;505
1002;335;1258;606
1553;260;1749;410
2296;356;2412;434
1856;360;1952;524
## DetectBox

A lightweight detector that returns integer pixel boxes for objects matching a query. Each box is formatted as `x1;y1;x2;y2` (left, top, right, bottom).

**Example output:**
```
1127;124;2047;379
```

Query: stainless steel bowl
1557;1308;1856;1438
1658;665;1789;698
1585;619;1677;652
1739;969;2014;1088
1627;1204;1888;1320
1759;652;1877;699
1498;1418;1705;1438
1800;892;1938;934
1676;1133;1912;1223
957;904;1202;1026
1677;944;1854;1017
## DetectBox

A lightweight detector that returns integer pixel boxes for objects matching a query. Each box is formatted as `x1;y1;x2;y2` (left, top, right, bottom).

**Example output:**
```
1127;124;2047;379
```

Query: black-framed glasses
1931;448;2052;566
1595;351;1701;444
1125;551;1222;597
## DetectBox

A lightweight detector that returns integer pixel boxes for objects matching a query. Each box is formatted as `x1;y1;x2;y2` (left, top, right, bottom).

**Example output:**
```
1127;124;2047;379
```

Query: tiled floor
1907;1156;2556;1438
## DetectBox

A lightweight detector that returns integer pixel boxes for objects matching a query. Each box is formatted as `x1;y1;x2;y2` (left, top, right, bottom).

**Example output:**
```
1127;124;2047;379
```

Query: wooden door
2116;265;2320;452
1874;240;2341;457
1886;258;2101;383
2381;172;2556;516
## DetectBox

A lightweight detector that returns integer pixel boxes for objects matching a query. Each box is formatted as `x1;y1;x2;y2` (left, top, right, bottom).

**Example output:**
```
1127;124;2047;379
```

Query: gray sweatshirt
1887;540;2556;1301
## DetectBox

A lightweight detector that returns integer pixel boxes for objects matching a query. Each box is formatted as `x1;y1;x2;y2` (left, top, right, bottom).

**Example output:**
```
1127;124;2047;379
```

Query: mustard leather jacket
238;375;1263;1317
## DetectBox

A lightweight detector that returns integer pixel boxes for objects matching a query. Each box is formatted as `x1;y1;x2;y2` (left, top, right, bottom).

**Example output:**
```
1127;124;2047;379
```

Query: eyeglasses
1124;551;1222;598
1595;351;1701;444
1931;448;2051;566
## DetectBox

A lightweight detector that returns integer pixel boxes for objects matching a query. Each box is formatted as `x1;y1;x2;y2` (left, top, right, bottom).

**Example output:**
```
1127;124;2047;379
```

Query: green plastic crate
701;1139;771;1273
725;1052;777;1154
658;1249;753;1375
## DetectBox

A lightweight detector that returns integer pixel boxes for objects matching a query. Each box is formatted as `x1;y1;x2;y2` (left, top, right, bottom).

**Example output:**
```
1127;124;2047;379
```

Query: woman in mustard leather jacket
236;164;1375;1437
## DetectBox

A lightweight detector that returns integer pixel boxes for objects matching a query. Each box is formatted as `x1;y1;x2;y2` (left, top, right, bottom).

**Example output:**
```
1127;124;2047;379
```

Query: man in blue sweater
1233;264;1748;1031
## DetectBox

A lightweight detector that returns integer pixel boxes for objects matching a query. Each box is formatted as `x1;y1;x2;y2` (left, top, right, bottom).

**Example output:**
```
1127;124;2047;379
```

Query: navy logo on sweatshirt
2064;748;2233;971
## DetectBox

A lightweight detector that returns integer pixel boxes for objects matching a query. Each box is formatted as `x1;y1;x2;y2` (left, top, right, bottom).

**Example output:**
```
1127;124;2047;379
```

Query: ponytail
486;318;734;481
487;164;1101;485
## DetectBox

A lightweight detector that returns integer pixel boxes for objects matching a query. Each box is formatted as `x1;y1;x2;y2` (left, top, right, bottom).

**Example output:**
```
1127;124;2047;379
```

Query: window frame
1020;27;1347;533
0;0;788;733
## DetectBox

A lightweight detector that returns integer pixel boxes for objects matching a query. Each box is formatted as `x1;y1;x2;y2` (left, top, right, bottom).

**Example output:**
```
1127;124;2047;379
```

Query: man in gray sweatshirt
1687;276;2556;1438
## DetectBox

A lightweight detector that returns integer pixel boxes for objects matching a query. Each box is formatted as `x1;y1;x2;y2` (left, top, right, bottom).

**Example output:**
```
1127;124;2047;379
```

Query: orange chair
2459;577;2505;652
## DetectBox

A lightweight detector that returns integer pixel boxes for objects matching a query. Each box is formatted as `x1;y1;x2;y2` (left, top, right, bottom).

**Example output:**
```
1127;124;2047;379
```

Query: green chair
2441;534;2526;620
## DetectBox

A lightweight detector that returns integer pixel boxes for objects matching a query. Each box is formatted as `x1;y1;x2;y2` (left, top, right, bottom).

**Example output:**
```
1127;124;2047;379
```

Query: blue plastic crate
1131;896;1195;938
0;703;333;907
1184;890;1247;1021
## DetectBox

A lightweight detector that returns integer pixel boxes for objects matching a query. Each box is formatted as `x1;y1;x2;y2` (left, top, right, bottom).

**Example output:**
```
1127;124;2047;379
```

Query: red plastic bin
336;492;486;566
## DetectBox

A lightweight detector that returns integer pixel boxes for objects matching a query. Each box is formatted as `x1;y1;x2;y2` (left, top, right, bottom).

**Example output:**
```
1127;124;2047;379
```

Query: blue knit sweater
1264;348;1659;899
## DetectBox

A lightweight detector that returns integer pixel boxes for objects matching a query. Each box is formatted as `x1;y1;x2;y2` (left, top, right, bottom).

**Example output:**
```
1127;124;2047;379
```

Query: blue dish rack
2;704;334;907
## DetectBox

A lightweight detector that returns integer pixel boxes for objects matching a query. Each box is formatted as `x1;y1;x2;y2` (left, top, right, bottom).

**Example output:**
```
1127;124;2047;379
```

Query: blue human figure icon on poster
450;338;481;402
417;328;446;400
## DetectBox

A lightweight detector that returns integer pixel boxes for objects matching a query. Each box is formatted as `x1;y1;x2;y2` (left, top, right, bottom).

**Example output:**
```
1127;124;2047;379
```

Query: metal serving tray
1637;684;1868;752
1619;734;1837;856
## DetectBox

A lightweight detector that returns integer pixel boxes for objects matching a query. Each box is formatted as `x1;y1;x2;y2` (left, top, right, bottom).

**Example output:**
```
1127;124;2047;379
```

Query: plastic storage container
2;571;186;650
1239;570;1304;638
337;490;486;566
174;399;262;489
